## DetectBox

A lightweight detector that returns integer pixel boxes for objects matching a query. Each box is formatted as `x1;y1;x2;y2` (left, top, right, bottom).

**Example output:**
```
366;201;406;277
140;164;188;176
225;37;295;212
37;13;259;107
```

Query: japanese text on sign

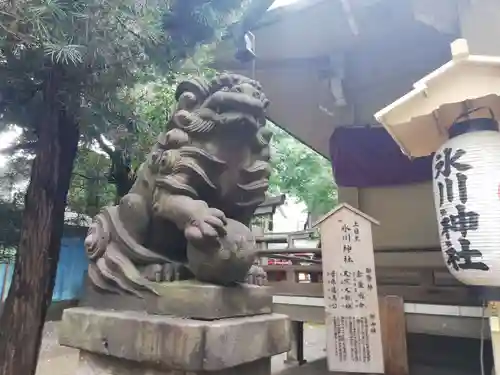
331;316;373;364
326;223;376;314
434;147;487;271
320;207;384;373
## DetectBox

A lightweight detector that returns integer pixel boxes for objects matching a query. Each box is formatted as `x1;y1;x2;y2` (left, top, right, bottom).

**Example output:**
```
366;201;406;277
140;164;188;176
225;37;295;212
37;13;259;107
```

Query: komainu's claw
184;207;228;248
140;263;193;282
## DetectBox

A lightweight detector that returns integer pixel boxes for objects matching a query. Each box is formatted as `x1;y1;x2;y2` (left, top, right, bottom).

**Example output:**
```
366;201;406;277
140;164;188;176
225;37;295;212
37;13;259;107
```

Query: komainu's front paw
140;263;193;282
184;207;228;248
245;264;267;286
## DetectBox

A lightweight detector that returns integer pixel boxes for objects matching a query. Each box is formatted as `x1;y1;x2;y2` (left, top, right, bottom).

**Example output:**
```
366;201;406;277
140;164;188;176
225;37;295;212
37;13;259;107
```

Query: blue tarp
0;236;88;302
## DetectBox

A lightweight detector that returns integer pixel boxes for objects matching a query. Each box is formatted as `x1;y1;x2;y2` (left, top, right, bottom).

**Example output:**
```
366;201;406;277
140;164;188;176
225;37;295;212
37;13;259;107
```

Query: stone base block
59;307;290;372
76;351;270;375
81;279;272;320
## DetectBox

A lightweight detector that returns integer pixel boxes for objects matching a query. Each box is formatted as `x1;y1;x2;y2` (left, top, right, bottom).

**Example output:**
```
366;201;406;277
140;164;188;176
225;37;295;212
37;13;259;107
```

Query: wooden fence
256;232;479;306
0;231;479;307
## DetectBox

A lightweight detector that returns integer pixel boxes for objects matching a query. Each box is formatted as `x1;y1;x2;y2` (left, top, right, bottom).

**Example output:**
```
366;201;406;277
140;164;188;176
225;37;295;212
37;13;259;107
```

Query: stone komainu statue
84;73;272;296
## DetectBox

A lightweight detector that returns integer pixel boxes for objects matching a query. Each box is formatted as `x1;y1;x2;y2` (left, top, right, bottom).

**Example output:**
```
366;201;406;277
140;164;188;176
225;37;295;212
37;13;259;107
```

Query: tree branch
95;134;114;158
114;16;143;41
72;172;91;180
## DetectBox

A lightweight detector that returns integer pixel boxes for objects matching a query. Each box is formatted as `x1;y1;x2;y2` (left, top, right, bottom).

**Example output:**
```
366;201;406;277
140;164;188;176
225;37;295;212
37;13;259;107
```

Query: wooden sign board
315;203;384;374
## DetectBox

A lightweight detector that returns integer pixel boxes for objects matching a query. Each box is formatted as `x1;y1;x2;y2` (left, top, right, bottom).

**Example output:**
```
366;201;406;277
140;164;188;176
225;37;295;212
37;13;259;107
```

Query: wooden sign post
315;203;384;374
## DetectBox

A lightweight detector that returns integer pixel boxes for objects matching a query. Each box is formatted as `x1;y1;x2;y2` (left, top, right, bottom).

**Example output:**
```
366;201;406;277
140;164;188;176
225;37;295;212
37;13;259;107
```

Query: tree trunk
0;82;79;374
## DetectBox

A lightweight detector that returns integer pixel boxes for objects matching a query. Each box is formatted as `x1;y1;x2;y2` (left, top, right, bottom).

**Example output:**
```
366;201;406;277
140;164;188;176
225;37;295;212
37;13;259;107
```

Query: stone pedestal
80;279;272;320
59;282;290;374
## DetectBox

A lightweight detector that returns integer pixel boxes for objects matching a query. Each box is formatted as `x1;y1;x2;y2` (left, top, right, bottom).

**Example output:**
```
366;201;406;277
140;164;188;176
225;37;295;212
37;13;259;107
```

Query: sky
0;126;22;169
269;0;301;10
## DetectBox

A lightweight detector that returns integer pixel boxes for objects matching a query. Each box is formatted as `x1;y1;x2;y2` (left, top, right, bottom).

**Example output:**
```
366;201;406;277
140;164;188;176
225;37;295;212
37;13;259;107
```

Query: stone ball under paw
186;218;257;285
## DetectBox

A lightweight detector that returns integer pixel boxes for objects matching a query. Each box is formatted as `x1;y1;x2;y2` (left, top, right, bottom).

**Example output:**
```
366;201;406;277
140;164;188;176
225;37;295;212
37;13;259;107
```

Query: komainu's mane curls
170;73;269;135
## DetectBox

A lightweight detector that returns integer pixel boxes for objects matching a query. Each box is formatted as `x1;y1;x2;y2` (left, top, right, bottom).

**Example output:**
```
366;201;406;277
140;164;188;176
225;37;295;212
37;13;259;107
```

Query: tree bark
0;77;79;374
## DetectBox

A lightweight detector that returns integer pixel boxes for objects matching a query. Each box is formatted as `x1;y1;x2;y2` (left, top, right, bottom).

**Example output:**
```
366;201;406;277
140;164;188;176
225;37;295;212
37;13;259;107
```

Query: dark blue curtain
329;126;433;187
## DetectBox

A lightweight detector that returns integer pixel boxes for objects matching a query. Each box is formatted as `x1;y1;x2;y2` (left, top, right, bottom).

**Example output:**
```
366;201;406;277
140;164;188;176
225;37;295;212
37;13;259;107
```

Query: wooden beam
273;303;487;338
212;55;330;72
255;230;316;243
379;296;409;375
267;282;480;306
261;250;446;268
265;265;322;273
340;0;359;35
265;254;322;264
285;321;307;366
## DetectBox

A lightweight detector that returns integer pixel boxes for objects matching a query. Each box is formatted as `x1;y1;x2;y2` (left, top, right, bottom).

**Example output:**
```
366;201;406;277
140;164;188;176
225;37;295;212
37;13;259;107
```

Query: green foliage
0;247;16;264
127;67;217;163
0;149;30;249
0;0;255;215
162;0;251;60
63;80;339;218
67;147;115;216
0;0;252;137
0;0;334;220
125;77;179;168
0;200;22;252
0;2;273;371
130;79;338;216
268;123;337;216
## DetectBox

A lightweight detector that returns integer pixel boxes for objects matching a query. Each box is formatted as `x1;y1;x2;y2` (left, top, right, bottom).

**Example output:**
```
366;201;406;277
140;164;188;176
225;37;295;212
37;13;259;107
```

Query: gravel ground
37;323;78;375
36;322;327;375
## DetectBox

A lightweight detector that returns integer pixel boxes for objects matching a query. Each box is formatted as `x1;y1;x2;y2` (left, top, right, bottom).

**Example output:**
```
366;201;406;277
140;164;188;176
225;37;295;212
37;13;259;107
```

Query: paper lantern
433;117;500;286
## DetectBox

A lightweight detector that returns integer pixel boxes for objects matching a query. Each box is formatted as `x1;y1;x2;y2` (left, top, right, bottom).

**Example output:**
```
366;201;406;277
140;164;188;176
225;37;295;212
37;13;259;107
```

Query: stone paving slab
275;359;478;375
